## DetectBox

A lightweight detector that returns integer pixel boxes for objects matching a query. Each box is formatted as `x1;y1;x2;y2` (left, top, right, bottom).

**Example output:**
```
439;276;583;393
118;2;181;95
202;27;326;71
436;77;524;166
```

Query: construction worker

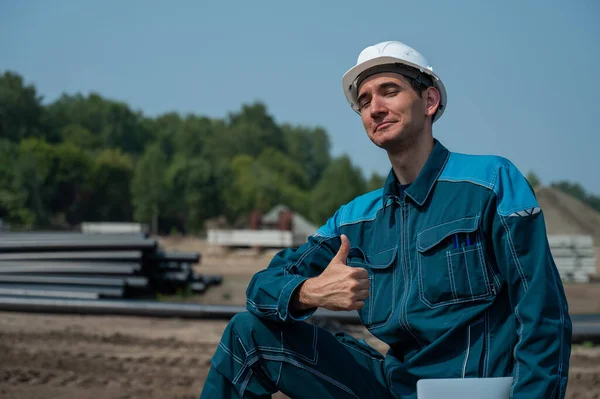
199;41;572;398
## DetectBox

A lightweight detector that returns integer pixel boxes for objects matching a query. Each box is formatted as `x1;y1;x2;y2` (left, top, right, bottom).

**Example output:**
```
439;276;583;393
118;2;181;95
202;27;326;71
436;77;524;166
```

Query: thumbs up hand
293;235;370;312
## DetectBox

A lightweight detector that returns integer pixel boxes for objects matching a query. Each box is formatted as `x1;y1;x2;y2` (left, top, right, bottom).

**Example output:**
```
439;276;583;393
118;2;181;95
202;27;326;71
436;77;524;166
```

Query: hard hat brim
342;56;447;122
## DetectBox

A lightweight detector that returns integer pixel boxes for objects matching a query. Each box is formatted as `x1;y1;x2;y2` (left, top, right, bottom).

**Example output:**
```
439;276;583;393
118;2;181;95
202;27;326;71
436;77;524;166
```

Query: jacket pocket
334;332;385;362
416;215;493;309
347;246;397;329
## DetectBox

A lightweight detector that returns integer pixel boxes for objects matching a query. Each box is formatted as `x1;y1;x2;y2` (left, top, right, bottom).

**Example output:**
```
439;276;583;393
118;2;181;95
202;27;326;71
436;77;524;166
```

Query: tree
283;124;331;186
11;139;92;227
310;155;367;224
141;112;180;160
223;102;285;158
256;147;309;190
526;171;541;189
45;93;149;154
223;155;278;219
47;142;93;226
0;71;45;142
86;149;134;222
163;155;216;233
0;139;34;226
12;140;51;226
131;144;168;232
174;115;212;158
256;148;311;217
59;124;100;150
367;172;386;192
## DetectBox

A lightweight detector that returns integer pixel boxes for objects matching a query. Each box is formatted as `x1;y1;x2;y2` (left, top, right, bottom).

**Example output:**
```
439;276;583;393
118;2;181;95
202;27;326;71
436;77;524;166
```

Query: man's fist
296;234;370;311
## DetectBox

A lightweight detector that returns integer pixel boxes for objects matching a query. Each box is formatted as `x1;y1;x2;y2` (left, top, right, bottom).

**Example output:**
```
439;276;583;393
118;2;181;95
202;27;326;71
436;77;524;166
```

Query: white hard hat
342;41;447;122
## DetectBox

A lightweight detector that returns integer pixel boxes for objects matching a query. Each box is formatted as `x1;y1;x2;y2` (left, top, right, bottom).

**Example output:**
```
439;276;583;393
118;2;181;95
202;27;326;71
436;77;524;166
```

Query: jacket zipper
398;200;424;348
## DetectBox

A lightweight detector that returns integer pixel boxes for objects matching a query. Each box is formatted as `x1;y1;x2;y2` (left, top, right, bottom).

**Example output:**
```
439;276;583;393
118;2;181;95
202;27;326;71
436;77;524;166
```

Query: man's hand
293;234;370;312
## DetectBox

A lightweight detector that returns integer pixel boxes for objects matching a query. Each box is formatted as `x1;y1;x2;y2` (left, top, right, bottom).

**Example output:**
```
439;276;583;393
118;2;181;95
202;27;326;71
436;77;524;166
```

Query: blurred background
0;1;599;398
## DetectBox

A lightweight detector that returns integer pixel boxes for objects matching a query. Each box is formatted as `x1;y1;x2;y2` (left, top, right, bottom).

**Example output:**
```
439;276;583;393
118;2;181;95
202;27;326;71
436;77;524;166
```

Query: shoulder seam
339;204;385;228
492;163;539;216
440;152;510;189
437;178;495;190
335;188;385;229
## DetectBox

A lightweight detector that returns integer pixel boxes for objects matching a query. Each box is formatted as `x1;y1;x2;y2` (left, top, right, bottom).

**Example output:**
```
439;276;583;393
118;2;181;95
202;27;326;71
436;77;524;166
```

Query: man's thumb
333;234;350;263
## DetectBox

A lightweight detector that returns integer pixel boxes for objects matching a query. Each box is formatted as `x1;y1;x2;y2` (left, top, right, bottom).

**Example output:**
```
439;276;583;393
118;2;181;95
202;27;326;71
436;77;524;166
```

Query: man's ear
425;86;441;118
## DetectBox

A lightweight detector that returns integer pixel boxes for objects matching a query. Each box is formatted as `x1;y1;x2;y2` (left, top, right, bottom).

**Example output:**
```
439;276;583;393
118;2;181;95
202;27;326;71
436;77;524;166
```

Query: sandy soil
1;237;599;398
0;311;387;399
0;311;599;399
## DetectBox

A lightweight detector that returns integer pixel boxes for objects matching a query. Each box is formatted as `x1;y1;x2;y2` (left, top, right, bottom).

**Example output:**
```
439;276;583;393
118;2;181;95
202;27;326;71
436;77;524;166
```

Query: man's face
356;72;437;151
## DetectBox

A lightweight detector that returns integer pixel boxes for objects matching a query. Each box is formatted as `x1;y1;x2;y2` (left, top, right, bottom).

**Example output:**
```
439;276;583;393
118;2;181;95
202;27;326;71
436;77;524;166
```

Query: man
200;41;572;398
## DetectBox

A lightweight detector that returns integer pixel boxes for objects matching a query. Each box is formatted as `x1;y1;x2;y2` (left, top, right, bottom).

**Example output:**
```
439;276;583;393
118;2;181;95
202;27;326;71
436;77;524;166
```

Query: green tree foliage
44;93;149;154
0;71;45;142
0;139;35;226
257;148;309;190
14;139;92;227
310;156;367;224
282;124;331;186
367;172;386;192
131;144;168;231
526;171;541;189
163;155;215;233
226;102;285;157
88;149;134;222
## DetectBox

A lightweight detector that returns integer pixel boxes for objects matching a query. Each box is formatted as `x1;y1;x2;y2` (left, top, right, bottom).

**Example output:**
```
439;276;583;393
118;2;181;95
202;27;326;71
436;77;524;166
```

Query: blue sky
1;0;599;194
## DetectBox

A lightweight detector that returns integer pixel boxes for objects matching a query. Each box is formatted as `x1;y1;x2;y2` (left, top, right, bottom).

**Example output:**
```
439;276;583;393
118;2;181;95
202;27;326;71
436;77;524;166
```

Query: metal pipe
0;251;144;261
0;261;141;274
0;296;596;341
0;297;360;322
0;285;123;298
0;288;100;300
153;252;200;263
0;239;157;252
0;275;148;287
0;232;147;239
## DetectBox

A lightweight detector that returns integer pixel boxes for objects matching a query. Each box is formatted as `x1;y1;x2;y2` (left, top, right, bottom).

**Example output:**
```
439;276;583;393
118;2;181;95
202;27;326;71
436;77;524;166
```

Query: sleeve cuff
277;276;317;322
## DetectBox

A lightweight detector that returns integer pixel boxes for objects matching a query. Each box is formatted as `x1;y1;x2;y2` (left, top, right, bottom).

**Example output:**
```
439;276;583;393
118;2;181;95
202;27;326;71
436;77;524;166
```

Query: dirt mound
536;186;600;242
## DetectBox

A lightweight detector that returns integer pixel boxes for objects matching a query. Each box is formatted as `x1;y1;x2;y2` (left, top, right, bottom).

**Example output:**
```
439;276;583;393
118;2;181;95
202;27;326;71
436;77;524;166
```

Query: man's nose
369;95;387;119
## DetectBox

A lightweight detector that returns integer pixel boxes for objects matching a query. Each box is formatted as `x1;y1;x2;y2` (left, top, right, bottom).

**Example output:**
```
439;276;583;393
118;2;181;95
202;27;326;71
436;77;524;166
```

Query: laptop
417;377;513;399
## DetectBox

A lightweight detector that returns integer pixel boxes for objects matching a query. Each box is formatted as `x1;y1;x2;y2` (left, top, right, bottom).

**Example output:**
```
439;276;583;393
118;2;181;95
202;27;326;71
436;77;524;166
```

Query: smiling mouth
375;121;395;132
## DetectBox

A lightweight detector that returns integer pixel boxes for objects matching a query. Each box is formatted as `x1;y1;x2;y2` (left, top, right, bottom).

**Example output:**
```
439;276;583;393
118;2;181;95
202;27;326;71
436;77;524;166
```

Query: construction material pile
550;235;597;283
0;232;221;299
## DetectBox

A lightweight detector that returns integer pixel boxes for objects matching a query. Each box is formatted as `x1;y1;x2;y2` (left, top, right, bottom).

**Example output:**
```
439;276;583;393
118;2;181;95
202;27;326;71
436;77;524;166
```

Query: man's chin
370;133;402;149
370;135;411;154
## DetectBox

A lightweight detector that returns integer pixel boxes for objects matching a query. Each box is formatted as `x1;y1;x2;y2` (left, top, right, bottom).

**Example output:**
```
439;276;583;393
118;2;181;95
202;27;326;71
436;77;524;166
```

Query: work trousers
199;312;394;399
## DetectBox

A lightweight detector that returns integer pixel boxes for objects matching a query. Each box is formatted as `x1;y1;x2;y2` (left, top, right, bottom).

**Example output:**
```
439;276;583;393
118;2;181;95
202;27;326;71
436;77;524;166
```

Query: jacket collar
382;139;450;207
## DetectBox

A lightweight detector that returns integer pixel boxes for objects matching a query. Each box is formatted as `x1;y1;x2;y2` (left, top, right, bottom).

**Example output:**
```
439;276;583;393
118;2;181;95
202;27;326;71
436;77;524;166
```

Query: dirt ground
1;311;599;399
1;236;600;398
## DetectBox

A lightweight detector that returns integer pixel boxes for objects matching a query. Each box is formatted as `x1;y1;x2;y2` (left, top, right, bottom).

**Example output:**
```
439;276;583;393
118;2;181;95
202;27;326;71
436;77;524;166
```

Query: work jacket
246;139;572;398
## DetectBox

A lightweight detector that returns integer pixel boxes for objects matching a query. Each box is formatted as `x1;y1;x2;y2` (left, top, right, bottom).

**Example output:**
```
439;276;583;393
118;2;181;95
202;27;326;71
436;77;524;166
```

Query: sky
1;0;599;194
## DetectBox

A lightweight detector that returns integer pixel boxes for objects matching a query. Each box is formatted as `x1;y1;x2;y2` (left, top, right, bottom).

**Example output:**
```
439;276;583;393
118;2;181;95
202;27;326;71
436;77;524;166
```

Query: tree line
0;71;385;233
1;71;598;234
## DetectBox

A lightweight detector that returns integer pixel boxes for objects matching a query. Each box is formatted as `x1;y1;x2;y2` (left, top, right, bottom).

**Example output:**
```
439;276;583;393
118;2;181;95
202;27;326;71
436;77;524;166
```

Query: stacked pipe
549;235;597;283
0;232;222;299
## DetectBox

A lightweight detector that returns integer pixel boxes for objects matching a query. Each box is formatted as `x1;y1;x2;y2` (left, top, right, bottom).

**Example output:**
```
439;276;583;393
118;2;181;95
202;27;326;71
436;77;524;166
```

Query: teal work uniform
200;139;572;398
